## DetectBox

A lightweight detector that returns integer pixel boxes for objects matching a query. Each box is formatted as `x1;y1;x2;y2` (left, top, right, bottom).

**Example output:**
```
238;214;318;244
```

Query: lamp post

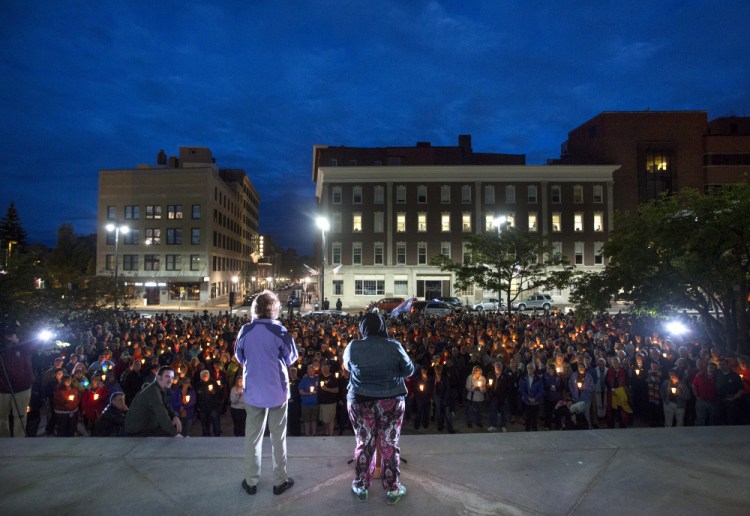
106;222;129;312
492;216;508;310
316;217;330;310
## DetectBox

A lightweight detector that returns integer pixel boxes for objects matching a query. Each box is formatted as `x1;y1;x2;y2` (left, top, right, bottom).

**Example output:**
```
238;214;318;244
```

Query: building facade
97;147;260;306
313;137;617;308
557;111;750;214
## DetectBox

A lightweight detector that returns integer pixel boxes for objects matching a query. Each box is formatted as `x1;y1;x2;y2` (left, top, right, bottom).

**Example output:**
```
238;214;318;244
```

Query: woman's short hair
252;290;281;320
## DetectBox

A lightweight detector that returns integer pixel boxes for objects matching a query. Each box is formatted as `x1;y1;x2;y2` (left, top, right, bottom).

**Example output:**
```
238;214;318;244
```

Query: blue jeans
488;398;508;427
466;400;483;425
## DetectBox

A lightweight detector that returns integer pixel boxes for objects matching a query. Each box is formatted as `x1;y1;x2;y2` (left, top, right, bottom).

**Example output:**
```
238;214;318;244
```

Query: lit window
146;205;162;219
593;213;603;232
145;228;161;246
396;213;406;232
462;213;472;232
506;213;515;228
574;213;583;232
528;213;538;232
417;213;427;232
353;214;362;232
167;205;183;219
552;213;561;232
485;214;495;232
441;213;450;232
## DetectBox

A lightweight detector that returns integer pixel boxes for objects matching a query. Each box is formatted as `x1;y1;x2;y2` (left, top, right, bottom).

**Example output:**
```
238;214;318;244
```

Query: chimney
458;135;472;152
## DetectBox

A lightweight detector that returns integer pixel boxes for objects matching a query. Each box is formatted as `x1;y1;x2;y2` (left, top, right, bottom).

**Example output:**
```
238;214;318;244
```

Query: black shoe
241;479;257;495
273;478;294;495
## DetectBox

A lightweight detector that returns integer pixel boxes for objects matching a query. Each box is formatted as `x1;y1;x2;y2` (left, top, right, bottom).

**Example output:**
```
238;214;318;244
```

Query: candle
635;369;641;376
320;381;325;387
217;380;222;386
185;395;191;403
101;374;106;381
309;386;314;393
141;359;146;364
577;382;583;389
671;387;677;394
68;394;75;401
556;366;563;374
335;372;339;379
419;384;424;392
94;393;100;401
333;356;338;361
662;352;667;358
208;385;214;392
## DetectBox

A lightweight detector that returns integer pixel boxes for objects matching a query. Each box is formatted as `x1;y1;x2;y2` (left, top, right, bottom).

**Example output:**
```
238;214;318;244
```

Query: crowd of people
2;303;749;440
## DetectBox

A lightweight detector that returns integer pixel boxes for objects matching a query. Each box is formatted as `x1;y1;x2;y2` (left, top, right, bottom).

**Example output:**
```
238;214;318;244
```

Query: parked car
512;294;554;311
472;298;504;312
409;300;430;316
423;301;455;317
367;297;405;315
434;296;463;312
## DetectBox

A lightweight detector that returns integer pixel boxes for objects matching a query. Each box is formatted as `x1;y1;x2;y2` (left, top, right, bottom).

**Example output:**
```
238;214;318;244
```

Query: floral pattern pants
348;398;404;492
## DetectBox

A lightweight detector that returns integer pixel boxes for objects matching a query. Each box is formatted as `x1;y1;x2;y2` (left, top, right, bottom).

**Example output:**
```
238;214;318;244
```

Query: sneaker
487;426;497;432
273;478;294;495
352;484;368;502
386;485;407;505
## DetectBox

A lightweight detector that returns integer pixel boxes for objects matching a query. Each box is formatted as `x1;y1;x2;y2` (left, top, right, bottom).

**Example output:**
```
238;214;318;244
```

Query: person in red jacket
53;375;80;437
606;357;630;428
81;374;109;434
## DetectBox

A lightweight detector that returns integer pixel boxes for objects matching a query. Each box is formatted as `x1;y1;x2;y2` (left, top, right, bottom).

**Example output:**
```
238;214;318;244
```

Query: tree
0;202;28;269
46;224;95;290
431;226;575;312
571;184;750;354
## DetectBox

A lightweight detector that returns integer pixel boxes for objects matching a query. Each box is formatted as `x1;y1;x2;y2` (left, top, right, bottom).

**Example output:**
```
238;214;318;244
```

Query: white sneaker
487;426;497;432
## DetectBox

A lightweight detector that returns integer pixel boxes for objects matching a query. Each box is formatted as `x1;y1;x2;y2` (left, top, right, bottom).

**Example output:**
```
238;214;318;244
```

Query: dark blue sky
2;1;749;254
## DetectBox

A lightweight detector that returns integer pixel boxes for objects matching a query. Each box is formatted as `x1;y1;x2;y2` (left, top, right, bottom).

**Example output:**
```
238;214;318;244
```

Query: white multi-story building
97;147;260;306
313;136;618;308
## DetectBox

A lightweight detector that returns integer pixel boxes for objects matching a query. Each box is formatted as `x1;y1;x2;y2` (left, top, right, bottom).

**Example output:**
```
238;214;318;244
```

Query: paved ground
1;426;748;516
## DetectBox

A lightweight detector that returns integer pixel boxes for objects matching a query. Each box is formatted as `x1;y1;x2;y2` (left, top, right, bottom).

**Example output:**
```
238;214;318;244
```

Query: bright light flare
665;321;688;335
38;329;54;341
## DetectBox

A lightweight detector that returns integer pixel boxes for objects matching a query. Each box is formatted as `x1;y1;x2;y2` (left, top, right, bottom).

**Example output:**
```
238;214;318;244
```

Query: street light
491;215;509;303
316;217;330;310
106;222;129;311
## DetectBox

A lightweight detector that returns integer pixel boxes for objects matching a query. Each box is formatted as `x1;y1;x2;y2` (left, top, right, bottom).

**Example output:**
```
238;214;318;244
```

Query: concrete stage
1;426;748;516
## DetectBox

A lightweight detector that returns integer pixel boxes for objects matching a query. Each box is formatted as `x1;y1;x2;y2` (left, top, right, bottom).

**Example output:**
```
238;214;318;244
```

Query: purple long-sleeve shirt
234;319;299;408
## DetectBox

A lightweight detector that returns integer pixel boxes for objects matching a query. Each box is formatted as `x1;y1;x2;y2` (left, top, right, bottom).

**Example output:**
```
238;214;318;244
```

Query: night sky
2;1;749;254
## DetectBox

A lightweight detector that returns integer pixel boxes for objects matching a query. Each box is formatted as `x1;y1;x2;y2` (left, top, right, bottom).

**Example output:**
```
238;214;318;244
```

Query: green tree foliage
571;184;750;354
46;224;96;290
431;226;575;312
